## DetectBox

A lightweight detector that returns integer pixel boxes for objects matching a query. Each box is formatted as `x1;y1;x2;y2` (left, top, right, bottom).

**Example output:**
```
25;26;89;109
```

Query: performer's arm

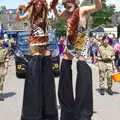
81;0;103;14
16;11;29;20
16;6;33;21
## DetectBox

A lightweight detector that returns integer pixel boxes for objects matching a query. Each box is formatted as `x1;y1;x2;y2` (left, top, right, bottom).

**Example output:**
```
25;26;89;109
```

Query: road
0;58;120;120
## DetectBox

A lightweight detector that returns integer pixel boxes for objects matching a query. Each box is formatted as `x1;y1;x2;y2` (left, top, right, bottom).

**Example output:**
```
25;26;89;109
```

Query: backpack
0;47;7;63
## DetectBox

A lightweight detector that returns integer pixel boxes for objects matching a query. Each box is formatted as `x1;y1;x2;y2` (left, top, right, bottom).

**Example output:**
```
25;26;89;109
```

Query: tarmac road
0;58;120;120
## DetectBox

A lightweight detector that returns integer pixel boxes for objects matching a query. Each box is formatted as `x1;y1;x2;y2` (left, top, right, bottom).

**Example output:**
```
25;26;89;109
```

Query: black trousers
58;59;93;120
21;55;58;120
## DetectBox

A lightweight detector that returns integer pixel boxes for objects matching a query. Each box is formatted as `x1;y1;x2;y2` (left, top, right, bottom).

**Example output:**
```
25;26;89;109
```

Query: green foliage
54;17;67;37
91;0;115;28
0;5;6;14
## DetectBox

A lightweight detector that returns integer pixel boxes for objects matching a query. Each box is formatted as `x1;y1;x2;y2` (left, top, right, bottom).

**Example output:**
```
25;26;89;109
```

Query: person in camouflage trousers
0;40;9;101
97;36;115;95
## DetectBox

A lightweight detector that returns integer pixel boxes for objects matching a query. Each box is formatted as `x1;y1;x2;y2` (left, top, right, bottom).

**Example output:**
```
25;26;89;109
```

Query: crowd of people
85;34;120;72
56;33;120;96
0;0;120;120
88;34;120;95
57;34;120;72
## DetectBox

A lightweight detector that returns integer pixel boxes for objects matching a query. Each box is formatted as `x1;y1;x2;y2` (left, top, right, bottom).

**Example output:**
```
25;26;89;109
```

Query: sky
0;0;29;9
106;0;120;11
0;0;120;11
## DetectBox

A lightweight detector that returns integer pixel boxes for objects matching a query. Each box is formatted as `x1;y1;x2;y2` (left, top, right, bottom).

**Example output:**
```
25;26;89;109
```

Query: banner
17;31;30;55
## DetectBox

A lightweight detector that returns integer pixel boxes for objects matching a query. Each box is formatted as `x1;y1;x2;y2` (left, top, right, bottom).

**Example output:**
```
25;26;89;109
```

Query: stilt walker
16;0;58;120
53;0;103;120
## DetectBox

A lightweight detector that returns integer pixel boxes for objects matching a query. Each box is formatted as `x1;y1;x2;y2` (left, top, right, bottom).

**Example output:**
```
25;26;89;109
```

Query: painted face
33;0;44;12
64;2;75;12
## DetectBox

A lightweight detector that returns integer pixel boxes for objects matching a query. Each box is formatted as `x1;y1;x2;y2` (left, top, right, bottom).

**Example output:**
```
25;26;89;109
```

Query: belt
98;59;112;63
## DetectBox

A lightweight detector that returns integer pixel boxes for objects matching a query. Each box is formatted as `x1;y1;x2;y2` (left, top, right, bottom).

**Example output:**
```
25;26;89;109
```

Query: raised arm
16;5;33;21
81;0;103;14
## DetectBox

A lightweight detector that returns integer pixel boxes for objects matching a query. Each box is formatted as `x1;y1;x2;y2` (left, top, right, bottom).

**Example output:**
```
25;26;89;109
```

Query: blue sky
106;0;120;11
0;0;120;11
0;0;29;9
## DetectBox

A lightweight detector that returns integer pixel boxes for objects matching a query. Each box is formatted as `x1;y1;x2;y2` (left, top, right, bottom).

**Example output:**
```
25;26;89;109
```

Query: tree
91;0;115;28
54;17;67;37
0;5;6;14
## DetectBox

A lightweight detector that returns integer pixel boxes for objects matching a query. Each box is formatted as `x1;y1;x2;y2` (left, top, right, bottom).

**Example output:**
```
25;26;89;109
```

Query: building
0;8;30;31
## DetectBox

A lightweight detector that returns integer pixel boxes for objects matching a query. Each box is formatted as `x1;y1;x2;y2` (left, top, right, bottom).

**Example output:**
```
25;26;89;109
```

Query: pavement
0;58;120;120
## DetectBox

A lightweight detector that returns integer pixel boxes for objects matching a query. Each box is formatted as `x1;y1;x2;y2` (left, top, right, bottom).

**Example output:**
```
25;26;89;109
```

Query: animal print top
66;25;86;57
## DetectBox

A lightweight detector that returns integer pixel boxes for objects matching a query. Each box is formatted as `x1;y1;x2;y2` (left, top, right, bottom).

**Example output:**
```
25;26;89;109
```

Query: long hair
25;0;48;32
67;7;79;39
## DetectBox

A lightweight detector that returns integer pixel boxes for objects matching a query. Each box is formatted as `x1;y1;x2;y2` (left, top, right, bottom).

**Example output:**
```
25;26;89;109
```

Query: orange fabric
112;73;120;82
